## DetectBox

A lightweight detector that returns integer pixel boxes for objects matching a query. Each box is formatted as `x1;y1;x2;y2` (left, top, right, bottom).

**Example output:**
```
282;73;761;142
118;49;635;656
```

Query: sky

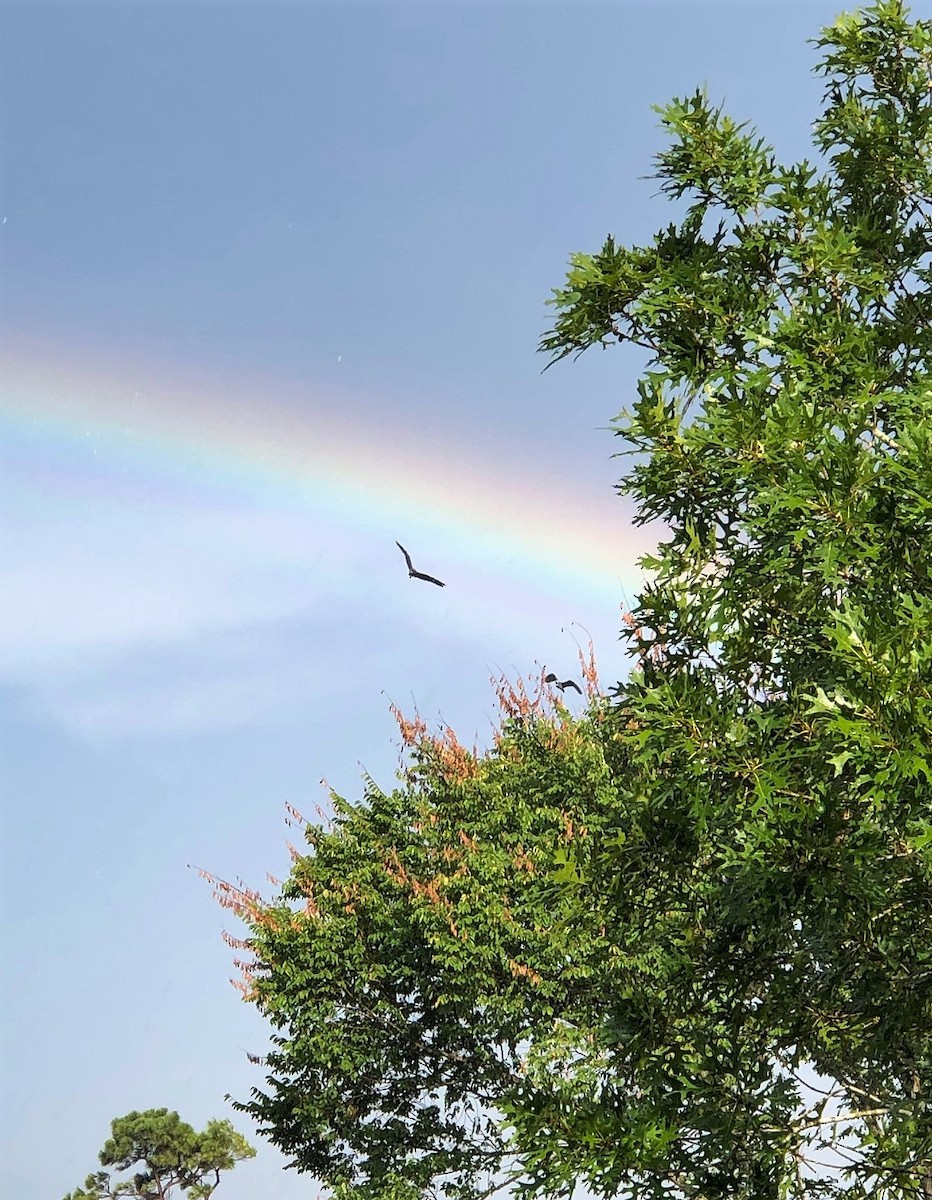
0;1;877;1197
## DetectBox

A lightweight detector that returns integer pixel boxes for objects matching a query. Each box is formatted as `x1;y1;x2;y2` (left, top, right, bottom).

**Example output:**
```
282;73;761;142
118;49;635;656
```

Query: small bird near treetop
544;672;582;694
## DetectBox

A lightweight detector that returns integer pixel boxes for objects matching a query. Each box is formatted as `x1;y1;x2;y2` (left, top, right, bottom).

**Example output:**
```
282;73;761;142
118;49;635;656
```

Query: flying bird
544;673;582;694
396;541;446;587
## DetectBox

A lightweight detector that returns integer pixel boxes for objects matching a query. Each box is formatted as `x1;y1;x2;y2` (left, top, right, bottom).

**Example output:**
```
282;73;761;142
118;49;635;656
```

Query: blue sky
0;1;865;1196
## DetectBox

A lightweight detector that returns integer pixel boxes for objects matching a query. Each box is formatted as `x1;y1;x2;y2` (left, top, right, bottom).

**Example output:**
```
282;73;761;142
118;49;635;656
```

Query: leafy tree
64;1108;255;1200
211;3;932;1199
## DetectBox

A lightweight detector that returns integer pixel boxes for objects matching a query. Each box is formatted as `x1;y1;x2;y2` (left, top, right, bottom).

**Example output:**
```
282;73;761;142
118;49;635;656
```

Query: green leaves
225;700;623;1199
222;5;932;1200
653;89;776;212
535;3;932;1194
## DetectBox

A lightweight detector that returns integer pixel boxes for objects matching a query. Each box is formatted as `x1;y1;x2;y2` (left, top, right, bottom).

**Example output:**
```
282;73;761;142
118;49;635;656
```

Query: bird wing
395;541;415;572
563;679;583;694
412;570;445;587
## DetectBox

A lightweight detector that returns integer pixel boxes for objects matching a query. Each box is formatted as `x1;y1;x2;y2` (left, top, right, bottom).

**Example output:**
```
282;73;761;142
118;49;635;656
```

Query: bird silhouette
544;672;582;694
396;541;446;587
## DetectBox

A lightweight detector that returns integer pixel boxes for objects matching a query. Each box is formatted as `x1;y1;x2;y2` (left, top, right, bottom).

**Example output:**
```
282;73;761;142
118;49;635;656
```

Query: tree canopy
64;1109;255;1200
211;3;932;1198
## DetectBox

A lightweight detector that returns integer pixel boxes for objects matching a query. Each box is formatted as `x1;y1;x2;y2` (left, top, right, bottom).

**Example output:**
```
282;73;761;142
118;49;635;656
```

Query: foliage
214;4;932;1199
64;1108;255;1200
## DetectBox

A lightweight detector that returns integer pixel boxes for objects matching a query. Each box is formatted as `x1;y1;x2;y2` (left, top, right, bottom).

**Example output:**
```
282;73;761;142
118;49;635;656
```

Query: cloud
31;642;327;737
0;478;357;669
6;597;397;738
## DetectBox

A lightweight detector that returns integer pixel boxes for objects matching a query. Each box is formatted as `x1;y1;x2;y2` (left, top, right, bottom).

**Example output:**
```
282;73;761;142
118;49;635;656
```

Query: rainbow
1;338;656;610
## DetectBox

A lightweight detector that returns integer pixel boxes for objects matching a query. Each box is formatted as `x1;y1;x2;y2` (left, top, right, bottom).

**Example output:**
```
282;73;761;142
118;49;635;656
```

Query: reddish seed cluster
457;828;478;852
577;634;600;693
511;847;536;874
284;801;308;827
197;867;264;921
390;701;429;747
493;672;538;720
431;727;479;784
622;607;666;664
508;959;543;986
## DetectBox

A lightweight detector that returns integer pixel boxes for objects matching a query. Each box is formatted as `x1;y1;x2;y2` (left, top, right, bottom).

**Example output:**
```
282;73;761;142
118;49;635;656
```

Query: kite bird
396;541;446;587
544;672;582;694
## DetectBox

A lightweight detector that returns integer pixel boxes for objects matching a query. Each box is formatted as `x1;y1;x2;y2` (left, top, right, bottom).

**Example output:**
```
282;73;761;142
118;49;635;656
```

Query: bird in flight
396;541;446;587
544;672;582;694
